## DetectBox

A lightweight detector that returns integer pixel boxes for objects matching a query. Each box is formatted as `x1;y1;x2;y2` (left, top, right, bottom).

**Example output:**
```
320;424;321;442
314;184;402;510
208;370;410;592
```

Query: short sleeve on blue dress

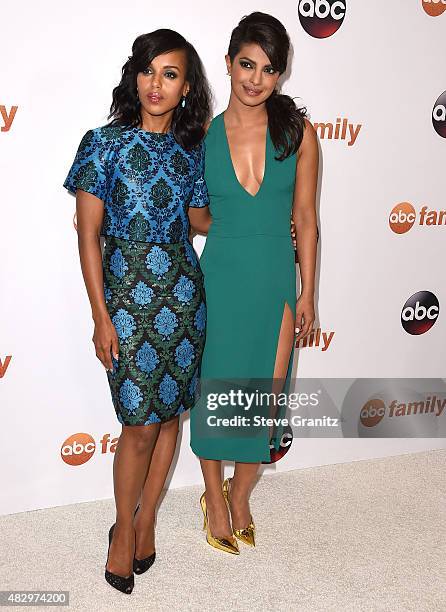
63;128;108;201
189;142;209;208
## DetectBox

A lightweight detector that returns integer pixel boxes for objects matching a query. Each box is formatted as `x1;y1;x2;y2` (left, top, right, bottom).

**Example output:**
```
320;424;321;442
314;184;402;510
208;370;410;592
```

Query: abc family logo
432;90;446;138
360;394;445;427
401;291;439;335
298;0;346;38
61;432;119;466
389;202;445;234
422;0;446;17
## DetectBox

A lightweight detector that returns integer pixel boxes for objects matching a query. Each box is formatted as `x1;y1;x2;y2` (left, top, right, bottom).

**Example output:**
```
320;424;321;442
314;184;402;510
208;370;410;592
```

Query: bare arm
76;190;119;371
188;206;212;236
292;118;319;340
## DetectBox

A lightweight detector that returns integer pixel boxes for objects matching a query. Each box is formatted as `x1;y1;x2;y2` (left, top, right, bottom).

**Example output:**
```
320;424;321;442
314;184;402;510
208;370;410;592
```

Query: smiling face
226;42;281;108
136;49;190;118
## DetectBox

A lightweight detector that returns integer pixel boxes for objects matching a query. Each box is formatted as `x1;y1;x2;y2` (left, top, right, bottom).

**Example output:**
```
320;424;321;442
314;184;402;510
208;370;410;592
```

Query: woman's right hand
92;316;119;372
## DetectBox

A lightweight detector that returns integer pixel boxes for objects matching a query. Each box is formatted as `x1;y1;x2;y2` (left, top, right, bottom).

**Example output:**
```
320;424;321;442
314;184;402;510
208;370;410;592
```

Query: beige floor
1;449;445;611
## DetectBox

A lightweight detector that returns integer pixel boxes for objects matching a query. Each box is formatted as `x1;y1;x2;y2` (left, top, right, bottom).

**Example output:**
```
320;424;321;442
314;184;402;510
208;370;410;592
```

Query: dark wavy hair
228;12;307;160
108;29;212;149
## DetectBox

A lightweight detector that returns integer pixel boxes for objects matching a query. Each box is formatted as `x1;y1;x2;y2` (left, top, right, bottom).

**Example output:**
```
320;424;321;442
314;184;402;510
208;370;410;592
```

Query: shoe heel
105;523;135;594
200;493;207;530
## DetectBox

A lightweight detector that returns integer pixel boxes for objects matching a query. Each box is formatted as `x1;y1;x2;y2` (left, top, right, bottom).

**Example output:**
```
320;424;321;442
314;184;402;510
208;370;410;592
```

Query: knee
160;415;179;435
123;424;159;453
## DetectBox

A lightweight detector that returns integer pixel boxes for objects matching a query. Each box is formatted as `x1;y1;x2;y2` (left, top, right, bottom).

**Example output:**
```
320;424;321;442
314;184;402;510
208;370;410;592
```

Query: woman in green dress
188;12;318;554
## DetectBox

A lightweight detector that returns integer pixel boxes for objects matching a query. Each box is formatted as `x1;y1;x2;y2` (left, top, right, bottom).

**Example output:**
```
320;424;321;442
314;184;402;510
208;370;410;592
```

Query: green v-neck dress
189;112;297;462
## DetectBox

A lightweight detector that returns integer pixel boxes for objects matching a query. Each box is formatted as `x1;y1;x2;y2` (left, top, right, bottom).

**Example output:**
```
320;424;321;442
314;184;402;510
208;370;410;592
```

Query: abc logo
298;0;346;38
389;202;416;234
61;433;96;466
360;399;386;427
432;90;446;138
264;424;293;464
422;0;446;17
401;291;440;335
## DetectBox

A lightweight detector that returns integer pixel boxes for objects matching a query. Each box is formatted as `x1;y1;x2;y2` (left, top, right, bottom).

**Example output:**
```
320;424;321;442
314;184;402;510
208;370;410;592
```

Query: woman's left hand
295;294;315;341
290;218;297;251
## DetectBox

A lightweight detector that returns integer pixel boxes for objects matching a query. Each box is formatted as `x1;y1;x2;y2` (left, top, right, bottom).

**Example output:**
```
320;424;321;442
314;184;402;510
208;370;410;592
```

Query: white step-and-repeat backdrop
1;0;445;515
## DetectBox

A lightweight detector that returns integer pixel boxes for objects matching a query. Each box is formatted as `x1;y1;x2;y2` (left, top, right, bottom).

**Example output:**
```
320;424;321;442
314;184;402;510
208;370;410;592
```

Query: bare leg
134;415;180;559
271;302;295;395
199;458;233;538
229;462;259;529
231;302;295;529
106;423;160;576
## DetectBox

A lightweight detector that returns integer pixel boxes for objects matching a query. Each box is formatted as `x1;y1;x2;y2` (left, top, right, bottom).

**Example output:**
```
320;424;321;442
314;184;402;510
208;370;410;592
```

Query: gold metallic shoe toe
200;492;239;555
233;521;256;547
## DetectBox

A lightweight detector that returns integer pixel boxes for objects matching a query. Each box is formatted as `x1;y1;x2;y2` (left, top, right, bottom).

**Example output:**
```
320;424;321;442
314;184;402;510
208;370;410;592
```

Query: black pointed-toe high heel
133;550;156;575
104;524;135;594
133;504;157;575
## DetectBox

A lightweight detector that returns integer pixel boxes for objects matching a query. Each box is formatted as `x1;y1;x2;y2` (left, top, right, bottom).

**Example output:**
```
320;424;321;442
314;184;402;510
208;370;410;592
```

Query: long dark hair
108;29;212;149
228;12;307;160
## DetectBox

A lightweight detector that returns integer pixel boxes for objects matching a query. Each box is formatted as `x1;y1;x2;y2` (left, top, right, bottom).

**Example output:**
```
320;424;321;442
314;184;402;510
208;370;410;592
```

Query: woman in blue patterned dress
64;30;211;594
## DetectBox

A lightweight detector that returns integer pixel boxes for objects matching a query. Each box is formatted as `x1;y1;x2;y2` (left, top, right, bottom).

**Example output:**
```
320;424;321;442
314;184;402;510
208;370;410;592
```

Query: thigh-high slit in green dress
190;112;297;462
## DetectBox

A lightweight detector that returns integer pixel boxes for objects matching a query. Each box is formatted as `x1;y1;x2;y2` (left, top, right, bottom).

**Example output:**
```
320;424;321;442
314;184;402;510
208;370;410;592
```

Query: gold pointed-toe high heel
222;477;256;547
199;492;239;555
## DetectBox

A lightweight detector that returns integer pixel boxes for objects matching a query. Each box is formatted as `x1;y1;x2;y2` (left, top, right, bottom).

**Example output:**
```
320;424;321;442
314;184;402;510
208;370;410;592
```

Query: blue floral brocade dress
64;125;208;425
